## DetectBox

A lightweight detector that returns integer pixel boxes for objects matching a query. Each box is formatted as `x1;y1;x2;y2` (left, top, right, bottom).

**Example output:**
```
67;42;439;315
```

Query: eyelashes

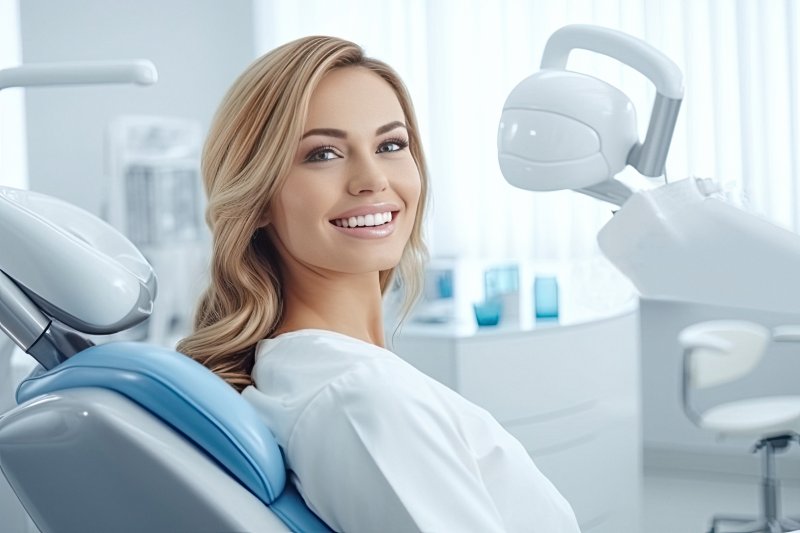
305;146;336;162
378;136;410;153
304;136;410;163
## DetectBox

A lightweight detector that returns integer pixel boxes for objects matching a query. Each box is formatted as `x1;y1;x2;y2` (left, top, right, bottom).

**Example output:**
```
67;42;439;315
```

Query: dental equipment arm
0;60;157;91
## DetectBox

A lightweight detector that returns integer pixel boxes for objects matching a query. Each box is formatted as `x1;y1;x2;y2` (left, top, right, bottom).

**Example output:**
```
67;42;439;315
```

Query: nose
347;151;389;195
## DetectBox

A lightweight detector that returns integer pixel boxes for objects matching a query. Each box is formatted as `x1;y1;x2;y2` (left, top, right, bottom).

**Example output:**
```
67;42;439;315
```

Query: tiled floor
643;467;800;533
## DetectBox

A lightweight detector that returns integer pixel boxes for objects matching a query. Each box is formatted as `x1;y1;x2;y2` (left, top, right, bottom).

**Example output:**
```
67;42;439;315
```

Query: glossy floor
644;467;800;533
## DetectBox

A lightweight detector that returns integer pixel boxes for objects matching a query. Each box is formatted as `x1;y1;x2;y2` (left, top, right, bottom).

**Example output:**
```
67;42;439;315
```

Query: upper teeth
333;211;393;228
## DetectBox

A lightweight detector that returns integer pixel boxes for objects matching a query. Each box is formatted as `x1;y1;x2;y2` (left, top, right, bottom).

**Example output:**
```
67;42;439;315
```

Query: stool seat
701;396;800;437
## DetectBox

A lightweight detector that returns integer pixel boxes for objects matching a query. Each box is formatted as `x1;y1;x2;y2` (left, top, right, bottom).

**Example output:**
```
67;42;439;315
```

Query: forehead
304;66;405;129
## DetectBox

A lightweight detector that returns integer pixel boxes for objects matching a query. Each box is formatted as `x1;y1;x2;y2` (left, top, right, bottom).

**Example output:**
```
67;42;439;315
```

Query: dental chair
0;59;333;533
679;320;800;533
0;185;334;532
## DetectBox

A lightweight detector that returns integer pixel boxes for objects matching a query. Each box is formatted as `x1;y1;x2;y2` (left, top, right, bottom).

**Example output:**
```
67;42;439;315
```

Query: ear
258;210;271;228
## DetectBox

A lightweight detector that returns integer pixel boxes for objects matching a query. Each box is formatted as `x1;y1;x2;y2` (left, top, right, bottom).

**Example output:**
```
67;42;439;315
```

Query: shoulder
251;331;397;391
254;330;395;369
291;357;457;448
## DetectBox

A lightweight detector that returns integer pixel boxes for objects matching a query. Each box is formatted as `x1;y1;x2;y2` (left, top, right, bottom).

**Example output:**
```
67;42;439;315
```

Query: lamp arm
577;177;635;207
0;60;157;91
541;24;683;99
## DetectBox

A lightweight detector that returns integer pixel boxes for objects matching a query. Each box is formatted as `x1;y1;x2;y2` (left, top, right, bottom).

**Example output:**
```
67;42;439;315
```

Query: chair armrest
773;325;800;342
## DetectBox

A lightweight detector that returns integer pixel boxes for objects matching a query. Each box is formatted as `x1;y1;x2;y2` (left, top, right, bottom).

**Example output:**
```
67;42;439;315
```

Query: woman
178;35;580;533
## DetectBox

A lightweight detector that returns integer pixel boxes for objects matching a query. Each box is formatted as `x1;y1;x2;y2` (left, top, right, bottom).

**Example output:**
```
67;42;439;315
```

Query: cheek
399;161;422;208
277;183;347;255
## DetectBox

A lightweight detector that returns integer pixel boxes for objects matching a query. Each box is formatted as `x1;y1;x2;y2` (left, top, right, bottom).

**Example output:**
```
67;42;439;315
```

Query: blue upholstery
272;481;335;532
15;341;334;533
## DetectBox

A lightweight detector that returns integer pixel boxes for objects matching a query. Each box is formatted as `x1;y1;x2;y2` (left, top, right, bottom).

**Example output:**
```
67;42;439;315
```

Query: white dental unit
497;22;800;509
2;23;800;533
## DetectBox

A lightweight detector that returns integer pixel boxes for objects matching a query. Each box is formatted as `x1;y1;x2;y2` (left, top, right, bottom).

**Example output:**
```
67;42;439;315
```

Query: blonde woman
178;36;580;533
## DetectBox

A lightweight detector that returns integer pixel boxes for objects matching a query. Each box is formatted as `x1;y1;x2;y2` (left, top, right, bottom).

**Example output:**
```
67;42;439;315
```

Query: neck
275;268;386;348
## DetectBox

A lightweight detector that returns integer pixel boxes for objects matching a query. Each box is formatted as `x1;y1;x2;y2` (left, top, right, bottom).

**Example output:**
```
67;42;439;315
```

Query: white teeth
333;211;393;228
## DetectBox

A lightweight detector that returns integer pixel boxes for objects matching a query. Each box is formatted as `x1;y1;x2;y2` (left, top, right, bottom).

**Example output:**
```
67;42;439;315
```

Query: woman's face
266;66;421;277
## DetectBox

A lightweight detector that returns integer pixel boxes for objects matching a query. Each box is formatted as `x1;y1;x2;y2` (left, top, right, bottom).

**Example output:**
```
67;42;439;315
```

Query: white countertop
386;295;639;340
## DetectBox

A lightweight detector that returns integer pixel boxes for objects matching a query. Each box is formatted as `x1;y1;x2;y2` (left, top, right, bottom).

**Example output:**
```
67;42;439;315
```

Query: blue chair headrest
16;342;286;504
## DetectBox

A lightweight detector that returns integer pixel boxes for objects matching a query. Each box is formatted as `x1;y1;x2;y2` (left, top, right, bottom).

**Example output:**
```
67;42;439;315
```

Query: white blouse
242;328;580;533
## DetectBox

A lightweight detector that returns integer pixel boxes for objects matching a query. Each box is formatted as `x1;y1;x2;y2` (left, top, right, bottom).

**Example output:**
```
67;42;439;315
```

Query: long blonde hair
177;36;430;392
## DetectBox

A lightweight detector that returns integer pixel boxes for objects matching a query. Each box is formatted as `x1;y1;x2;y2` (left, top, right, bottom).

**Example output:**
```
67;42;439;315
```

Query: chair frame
681;330;800;533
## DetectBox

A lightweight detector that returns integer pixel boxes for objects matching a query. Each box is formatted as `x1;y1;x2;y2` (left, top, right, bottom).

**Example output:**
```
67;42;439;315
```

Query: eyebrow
301;120;407;140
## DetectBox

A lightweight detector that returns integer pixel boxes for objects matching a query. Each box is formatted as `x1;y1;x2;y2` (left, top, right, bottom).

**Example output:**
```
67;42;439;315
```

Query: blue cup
437;271;454;299
473;298;502;326
534;275;559;319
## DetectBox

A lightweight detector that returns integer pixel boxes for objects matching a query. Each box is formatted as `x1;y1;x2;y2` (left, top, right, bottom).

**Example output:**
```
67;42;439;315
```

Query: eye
305;145;340;163
378;137;409;154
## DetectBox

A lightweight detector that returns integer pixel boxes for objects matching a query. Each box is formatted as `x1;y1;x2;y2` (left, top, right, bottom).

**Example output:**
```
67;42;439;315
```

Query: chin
356;254;404;274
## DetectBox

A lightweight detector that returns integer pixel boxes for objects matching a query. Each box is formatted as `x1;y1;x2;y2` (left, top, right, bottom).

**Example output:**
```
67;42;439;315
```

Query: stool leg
762;441;779;525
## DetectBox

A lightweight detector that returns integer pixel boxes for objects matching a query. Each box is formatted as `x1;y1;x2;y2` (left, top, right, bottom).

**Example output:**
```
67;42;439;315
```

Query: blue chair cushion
16;342;334;533
16;342;286;503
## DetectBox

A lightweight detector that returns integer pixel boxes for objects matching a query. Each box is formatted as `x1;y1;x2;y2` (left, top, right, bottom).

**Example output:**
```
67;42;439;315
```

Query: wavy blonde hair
177;36;430;392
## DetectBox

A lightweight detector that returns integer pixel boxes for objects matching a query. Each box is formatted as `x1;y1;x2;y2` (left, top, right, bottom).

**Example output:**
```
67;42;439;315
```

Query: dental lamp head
498;24;684;206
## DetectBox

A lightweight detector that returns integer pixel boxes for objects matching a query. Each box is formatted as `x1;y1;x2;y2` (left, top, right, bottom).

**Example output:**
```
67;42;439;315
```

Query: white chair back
678;320;771;389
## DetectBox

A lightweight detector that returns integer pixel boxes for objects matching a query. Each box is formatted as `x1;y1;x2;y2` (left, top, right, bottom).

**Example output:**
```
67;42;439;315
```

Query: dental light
498;25;800;315
497;24;683;206
0;60;158;370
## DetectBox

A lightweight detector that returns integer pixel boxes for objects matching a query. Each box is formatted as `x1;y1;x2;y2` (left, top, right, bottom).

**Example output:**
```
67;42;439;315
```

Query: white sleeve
285;363;508;533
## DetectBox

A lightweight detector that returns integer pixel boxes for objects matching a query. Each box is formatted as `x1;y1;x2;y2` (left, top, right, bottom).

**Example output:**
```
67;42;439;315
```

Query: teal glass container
534;275;559;319
473;298;502;326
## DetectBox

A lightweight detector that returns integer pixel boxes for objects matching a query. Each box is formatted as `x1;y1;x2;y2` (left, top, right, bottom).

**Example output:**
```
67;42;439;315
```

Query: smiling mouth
330;211;399;228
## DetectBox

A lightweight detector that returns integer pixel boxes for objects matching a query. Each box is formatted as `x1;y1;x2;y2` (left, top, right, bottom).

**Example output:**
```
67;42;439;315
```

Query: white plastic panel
499;70;638;191
0;388;289;533
679;320;770;389
498;109;600;162
0;186;154;330
499;152;609;191
598;178;800;315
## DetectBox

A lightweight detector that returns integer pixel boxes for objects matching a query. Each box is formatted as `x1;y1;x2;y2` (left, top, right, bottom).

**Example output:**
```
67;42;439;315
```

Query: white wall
19;0;256;216
0;0;27;189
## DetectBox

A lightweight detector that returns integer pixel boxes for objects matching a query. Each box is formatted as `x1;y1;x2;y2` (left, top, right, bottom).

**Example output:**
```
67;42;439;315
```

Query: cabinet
386;302;641;533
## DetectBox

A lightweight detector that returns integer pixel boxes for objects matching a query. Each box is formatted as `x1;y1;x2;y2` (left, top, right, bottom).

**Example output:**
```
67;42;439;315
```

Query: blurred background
3;1;800;532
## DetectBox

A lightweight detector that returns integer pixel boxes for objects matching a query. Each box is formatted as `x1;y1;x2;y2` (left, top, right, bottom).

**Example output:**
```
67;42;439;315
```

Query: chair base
706;435;800;533
708;514;800;533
